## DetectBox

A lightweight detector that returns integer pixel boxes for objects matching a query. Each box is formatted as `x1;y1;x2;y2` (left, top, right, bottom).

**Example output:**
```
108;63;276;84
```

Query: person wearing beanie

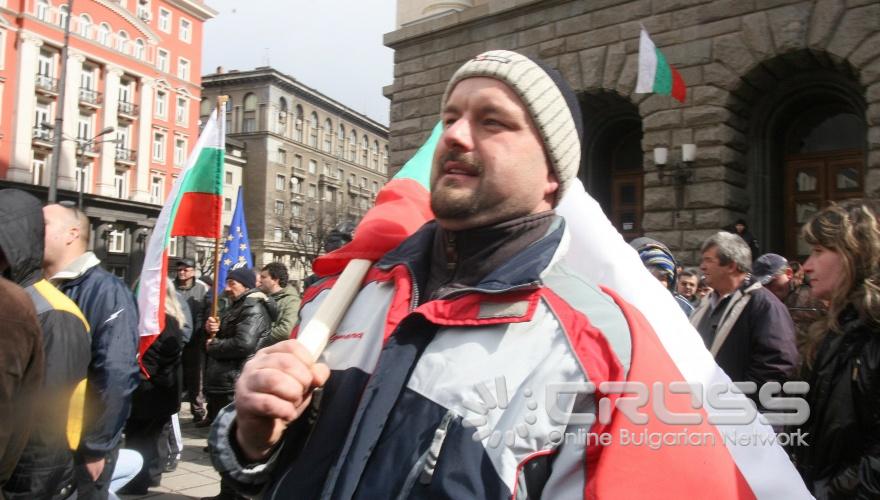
630;237;695;317
208;50;636;499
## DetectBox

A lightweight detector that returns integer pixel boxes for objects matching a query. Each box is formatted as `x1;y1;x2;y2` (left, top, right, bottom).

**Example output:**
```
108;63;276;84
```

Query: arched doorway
741;58;866;258
580;93;644;241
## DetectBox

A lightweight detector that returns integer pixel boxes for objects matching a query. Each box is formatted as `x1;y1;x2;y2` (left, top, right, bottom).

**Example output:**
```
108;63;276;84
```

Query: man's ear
784;268;793;279
544;170;559;199
66;226;80;245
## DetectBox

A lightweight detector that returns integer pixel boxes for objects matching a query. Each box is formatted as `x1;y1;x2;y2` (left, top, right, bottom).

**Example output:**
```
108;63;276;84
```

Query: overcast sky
202;1;396;126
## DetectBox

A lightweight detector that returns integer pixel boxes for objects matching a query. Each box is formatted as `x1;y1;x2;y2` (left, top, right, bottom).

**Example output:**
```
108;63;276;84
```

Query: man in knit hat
630;236;694;317
208;50;633;499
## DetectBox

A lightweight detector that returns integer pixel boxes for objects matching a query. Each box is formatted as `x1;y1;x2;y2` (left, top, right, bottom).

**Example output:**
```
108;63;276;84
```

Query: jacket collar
49;251;101;283
378;215;567;301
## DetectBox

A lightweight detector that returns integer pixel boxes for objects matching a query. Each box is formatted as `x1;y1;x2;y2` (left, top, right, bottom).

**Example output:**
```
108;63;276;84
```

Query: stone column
58;50;86;191
132;77;154;203
97;65;123;196
9;33;43;182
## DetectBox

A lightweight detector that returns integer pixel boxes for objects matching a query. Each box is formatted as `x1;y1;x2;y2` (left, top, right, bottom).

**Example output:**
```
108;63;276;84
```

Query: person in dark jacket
0;275;43;494
0;190;91;500
119;280;190;495
690;231;799;388
204;267;276;422
175;257;210;424
42;203;141;499
724;218;760;262
794;199;880;498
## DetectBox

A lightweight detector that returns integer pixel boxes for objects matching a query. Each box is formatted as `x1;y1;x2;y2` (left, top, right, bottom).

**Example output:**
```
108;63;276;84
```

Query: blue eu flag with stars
217;186;253;289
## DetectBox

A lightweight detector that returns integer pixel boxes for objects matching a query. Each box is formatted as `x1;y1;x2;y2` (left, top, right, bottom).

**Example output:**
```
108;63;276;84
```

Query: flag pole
210;95;229;333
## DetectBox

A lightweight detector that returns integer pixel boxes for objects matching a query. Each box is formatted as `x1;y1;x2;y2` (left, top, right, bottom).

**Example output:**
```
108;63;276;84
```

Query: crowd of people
1;48;878;500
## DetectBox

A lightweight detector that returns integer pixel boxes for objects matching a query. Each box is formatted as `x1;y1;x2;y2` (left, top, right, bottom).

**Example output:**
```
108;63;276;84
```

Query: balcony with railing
79;87;102;107
118;100;138;119
115;147;136;164
35;74;59;94
319;173;342;188
32;126;53;147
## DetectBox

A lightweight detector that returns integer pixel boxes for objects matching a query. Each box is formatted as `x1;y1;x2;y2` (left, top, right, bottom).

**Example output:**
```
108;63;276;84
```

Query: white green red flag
636;28;687;102
136;103;226;366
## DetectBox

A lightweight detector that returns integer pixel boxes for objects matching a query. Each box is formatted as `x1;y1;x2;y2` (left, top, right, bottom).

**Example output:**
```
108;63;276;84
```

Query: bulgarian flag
136;103;226;368
636;27;687;102
300;121;810;498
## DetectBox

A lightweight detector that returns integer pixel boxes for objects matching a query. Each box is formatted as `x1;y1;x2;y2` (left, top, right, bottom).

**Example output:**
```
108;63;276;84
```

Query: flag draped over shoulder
136;104;226;365
309;122;810;498
636;28;687;103
216;185;253;290
311;122;440;276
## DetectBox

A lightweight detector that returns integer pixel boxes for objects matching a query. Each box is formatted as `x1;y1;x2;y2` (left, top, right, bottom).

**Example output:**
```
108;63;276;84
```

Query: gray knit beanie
441;49;583;204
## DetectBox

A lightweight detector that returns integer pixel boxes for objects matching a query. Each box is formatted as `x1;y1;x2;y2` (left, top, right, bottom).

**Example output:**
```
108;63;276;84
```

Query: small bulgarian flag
136;102;226;368
636;28;686;103
311;122;439;277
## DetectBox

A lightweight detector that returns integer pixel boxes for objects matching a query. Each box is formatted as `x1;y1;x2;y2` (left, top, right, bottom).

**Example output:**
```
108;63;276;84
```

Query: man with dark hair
175;257;210;424
257;262;300;349
690;232;799;387
42;203;140;499
677;268;700;305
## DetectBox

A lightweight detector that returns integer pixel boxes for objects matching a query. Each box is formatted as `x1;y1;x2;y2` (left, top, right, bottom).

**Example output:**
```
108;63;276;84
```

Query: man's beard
430;151;498;220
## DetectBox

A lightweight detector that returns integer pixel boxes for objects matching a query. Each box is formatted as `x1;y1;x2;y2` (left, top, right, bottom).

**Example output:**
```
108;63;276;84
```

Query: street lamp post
48;0;76;203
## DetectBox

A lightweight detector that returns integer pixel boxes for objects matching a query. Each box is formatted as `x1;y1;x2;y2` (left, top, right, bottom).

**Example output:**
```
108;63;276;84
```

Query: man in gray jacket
257;262;300;348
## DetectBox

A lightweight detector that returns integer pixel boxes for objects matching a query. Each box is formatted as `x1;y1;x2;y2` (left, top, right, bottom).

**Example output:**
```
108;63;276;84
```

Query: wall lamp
653;144;696;210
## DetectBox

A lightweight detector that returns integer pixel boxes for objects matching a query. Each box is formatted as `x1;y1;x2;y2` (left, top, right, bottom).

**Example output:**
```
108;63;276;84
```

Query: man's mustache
437;151;483;173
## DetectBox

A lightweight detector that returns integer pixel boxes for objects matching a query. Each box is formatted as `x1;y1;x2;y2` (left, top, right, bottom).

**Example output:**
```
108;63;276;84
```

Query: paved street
120;408;220;499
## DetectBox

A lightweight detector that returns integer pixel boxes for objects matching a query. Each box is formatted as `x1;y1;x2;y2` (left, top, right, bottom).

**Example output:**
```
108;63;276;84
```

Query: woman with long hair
119;279;191;495
794;199;880;498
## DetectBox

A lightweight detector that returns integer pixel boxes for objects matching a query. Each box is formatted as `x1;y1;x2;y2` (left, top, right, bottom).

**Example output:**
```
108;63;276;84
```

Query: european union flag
217;185;253;289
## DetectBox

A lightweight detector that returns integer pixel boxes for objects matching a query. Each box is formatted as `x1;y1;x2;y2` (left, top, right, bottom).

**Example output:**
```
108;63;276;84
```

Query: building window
155;90;167;118
361;135;368;166
274;200;284;215
153;131;166;161
78;14;91;37
37;50;54;79
108;230;126;253
336;168;344;180
290;229;300;244
323;118;332;152
307;160;316;174
324;187;333;202
98;23;110;46
137;1;150;21
308;112;318;148
322;163;330;176
225;171;232;184
372;140;379;170
116;30;129;54
114;170;128;198
179;18;191;43
177;58;190;81
150;175;164;204
156;49;169;72
275;174;285;191
116;124;130;149
360;176;367;188
293;155;302;171
75;161;90;195
76;113;92;141
372;181;379;193
158;7;171;32
273;228;282;242
133;39;145;60
223;197;232;211
294;105;303;142
349;130;357;162
32;155;46;184
291;177;302;194
308;184;316;198
291;203;301;217
174;137;186;166
168;236;179;257
58;5;68;28
242;93;257;132
36;0;49;21
175;96;188;124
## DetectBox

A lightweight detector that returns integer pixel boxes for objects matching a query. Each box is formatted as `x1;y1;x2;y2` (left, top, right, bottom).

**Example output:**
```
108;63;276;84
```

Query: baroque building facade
0;0;216;282
201;67;390;289
385;0;879;263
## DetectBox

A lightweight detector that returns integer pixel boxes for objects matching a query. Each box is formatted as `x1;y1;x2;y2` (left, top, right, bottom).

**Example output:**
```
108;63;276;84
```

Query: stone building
201;67;390;288
384;0;879;263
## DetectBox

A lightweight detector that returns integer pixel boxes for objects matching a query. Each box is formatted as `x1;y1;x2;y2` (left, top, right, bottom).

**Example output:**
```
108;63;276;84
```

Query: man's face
699;246;732;288
258;270;278;293
177;265;194;282
735;223;745;234
677;275;698;299
764;268;791;300
430;77;558;231
42;204;79;266
224;279;247;298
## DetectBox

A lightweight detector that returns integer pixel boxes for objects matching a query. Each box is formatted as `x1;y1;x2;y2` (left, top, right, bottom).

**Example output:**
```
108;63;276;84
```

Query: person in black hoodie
119;279;191;495
0;190;90;500
794;199;880;498
724;218;760;262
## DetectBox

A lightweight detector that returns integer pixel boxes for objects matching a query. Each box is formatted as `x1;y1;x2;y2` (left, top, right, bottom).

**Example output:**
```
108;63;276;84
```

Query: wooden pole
297;258;372;361
209;95;229;336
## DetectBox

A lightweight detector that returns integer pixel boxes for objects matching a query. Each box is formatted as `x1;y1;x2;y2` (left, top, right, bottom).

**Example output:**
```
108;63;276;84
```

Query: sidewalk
120;408;220;499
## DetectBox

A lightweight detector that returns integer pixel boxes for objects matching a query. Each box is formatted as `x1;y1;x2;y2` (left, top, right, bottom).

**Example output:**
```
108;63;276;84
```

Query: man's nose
442;118;474;150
